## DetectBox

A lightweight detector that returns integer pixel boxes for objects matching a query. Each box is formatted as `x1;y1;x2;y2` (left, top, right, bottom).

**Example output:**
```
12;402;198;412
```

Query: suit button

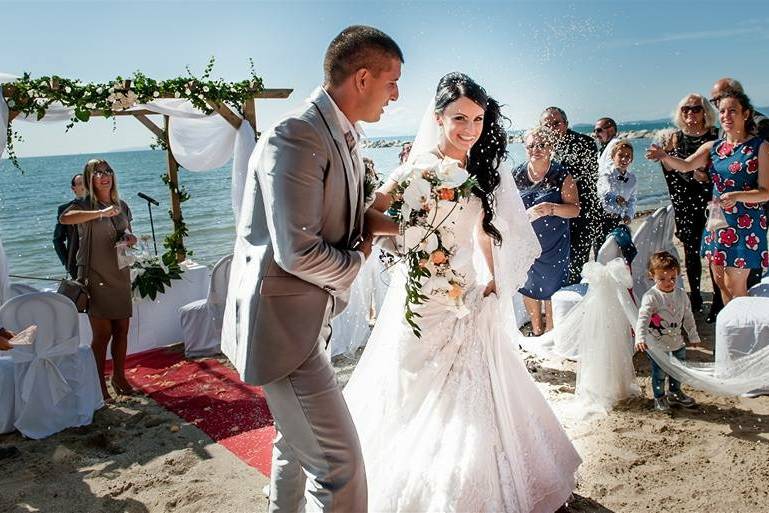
245;256;251;263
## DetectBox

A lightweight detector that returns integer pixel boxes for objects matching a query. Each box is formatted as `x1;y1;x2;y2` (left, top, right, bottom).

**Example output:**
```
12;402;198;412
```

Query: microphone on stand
137;192;159;255
137;192;160;206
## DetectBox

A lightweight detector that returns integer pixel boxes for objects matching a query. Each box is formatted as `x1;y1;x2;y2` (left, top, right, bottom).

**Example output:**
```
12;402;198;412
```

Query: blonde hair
610;140;634;158
672;93;717;130
83;159;121;209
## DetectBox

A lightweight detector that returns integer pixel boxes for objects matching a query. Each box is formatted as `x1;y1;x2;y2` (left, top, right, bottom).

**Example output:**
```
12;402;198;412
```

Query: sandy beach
2;215;768;513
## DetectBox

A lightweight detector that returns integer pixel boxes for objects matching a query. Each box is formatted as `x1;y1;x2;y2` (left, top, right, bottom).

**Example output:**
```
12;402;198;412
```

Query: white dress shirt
598;167;637;218
320;87;366;265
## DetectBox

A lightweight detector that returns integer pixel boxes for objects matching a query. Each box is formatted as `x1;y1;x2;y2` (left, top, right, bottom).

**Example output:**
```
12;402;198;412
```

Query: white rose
86;103;96;109
411;152;441;172
423;276;451;295
437;158;470;188
153;91;160;98
96;87;103;94
7;100;14;108
184;88;191;95
403;226;439;254
402;177;432;210
84;91;91;97
174;91;181;98
203;86;210;92
438;226;456;251
64;86;72;93
400;202;412;221
27;89;36;97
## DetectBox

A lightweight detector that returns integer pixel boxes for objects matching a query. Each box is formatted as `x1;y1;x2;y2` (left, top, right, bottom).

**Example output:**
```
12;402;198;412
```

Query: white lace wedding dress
344;181;581;512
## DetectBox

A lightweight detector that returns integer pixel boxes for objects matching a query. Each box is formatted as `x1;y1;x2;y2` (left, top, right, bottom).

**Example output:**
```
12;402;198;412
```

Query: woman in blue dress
647;90;769;304
515;127;581;335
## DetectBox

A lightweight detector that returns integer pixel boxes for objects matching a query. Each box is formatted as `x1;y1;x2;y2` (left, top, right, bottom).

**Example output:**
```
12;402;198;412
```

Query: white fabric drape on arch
0;73;255;222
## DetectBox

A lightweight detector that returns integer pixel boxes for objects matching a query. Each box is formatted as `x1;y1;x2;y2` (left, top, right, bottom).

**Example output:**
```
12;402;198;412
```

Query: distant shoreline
363;128;667;149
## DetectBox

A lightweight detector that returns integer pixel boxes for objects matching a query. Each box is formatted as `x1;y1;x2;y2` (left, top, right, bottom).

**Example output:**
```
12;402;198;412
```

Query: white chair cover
631;205;679;300
0;355;14;433
551;283;589;327
0;236;10;305
551;237;622;327
715;296;769;395
180;255;233;357
0;292;102;439
749;282;769;298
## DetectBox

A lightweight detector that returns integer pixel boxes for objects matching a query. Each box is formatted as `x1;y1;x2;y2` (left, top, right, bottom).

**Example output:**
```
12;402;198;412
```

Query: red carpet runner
110;347;276;476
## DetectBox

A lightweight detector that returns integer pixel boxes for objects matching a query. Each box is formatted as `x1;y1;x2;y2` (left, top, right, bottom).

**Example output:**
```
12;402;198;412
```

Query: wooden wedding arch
2;79;292;261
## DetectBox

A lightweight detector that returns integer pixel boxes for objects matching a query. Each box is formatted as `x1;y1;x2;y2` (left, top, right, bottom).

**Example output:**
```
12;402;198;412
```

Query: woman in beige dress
60;159;137;401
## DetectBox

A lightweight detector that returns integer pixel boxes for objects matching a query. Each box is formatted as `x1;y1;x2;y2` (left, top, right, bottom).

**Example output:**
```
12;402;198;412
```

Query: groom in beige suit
221;26;402;512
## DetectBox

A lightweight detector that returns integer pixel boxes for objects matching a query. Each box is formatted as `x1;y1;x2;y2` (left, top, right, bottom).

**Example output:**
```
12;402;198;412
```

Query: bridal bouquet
388;154;478;337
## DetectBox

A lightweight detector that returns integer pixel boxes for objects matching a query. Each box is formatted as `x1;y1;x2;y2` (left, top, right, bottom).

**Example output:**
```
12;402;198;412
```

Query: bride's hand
634;341;647;353
483;279;496;297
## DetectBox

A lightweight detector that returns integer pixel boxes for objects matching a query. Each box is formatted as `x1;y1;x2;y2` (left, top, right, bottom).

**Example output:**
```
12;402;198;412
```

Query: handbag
57;219;93;313
705;199;729;233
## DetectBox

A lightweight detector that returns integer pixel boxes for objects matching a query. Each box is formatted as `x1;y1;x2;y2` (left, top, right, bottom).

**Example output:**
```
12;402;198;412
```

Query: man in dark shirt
540;107;601;284
707;78;768;321
53;173;85;278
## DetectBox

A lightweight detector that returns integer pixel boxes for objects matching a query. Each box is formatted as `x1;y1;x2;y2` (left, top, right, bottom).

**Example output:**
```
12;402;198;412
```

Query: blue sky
2;0;768;157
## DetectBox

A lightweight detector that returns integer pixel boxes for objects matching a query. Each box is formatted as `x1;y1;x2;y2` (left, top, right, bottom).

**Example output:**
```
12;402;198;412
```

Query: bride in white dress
344;73;581;513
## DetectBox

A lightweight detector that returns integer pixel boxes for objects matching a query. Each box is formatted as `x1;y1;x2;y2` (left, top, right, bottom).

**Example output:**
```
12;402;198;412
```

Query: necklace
527;161;550;184
436;146;468;168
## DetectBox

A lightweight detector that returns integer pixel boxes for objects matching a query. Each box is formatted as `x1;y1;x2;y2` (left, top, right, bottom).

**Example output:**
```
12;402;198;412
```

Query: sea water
0;133;671;286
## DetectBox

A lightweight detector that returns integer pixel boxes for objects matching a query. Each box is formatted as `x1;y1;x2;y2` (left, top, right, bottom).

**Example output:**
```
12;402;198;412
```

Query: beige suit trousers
262;298;367;513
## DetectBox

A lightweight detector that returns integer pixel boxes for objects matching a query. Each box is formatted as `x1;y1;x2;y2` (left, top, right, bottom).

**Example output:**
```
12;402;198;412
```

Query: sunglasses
681;105;704;114
526;143;549;150
594;127;606;134
709;96;721;107
94;169;114;177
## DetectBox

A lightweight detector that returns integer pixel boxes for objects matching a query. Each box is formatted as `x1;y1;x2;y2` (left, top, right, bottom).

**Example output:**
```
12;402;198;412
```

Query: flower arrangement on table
387;154;478;337
129;236;184;301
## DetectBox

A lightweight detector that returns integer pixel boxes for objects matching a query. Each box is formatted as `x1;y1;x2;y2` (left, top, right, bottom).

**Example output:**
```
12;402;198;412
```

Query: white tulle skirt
344;274;581;513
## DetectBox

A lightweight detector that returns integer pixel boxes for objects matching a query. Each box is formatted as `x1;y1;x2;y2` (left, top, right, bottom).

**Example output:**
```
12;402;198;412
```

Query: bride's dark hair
434;72;507;245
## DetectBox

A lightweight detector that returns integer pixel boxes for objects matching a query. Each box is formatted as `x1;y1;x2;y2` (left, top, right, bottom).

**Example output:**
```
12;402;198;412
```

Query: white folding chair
0;355;14;433
631;205;681;300
180;254;233;357
0;292;103;439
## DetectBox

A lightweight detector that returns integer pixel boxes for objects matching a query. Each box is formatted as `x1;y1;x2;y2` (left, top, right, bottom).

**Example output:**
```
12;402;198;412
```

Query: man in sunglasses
706;78;769;322
540;107;600;284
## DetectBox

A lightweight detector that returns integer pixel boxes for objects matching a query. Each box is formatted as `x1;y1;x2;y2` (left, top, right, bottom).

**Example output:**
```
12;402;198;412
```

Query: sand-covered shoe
667;391;695;407
653;397;670;412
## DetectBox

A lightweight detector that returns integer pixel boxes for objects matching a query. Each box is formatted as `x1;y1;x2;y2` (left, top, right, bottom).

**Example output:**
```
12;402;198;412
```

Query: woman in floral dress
647;90;769;304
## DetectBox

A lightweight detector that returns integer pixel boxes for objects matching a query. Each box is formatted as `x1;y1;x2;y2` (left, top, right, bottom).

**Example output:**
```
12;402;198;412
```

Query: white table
78;261;209;357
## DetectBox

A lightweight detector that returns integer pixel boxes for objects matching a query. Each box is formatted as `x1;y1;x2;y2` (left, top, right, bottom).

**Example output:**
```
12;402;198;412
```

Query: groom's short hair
324;25;403;87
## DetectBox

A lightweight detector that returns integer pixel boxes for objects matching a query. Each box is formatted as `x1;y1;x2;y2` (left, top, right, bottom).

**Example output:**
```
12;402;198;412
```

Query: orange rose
448;284;463;299
439;188;456;201
431;250;447;265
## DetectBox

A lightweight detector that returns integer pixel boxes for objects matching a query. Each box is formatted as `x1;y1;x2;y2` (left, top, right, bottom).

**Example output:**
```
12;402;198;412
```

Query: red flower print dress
702;137;768;270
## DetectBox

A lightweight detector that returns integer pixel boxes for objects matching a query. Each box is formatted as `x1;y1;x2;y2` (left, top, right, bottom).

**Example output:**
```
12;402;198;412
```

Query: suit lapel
309;87;358;244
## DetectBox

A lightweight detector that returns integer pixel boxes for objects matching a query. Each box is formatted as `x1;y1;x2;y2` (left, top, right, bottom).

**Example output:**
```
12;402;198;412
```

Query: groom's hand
358;231;374;259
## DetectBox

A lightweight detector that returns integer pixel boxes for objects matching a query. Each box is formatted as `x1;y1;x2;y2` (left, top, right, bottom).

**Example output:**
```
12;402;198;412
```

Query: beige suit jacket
222;87;365;385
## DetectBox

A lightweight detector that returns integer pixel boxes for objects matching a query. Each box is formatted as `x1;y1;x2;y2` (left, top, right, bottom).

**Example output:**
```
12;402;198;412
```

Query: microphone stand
137;193;159;255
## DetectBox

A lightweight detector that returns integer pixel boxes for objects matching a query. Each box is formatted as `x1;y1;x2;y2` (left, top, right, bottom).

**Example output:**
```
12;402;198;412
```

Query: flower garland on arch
2;57;264;171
